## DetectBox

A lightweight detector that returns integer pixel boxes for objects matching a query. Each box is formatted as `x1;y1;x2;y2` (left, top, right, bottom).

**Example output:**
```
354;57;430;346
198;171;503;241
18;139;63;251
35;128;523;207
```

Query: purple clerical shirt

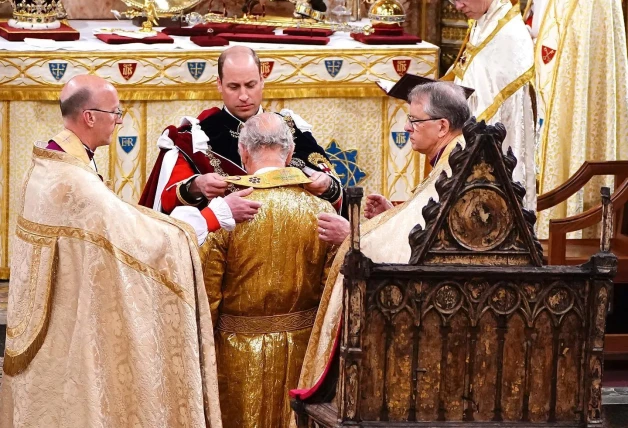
46;140;101;180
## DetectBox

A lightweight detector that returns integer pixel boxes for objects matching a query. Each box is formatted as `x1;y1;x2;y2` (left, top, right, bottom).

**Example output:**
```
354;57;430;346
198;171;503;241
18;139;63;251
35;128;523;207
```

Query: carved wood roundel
448;187;513;251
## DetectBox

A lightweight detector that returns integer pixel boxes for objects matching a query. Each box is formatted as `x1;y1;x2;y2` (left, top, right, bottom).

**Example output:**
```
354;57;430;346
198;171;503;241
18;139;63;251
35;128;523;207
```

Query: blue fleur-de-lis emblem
391;131;410;149
48;62;67;81
118;136;137;154
324;60;343;78
187;61;206;80
325;140;366;187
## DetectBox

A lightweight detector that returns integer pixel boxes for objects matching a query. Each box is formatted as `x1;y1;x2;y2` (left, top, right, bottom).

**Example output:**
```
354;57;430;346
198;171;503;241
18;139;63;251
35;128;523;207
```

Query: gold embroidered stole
446;3;522;81
223;167;312;188
51;128;91;166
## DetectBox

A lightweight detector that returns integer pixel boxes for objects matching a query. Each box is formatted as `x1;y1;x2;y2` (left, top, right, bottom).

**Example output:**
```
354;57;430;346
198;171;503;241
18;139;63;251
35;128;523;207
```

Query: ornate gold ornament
113;0;202;33
367;0;405;24
183;11;374;34
1;0;67;30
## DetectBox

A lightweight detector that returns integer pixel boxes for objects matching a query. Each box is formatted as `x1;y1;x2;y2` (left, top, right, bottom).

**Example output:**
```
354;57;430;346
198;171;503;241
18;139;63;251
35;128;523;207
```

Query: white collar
253;166;281;175
223;105;264;124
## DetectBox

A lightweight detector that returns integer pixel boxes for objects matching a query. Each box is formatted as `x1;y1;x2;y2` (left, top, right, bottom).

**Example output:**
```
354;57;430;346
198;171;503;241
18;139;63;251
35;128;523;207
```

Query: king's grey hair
238;113;295;161
408;82;470;131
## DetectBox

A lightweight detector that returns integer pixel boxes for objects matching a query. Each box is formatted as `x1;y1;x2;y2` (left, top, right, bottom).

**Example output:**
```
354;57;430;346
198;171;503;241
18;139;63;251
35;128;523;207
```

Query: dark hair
408;82;470;131
59;88;92;118
217;47;261;80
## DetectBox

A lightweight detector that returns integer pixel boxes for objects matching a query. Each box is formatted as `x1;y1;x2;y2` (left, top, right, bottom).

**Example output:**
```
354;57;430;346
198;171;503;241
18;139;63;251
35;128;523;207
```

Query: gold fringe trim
4;237;56;377
477;66;535;122
0;83;406;102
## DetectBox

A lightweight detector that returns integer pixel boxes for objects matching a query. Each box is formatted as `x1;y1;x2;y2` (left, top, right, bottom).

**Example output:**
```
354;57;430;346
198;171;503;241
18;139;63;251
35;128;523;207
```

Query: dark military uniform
140;107;345;215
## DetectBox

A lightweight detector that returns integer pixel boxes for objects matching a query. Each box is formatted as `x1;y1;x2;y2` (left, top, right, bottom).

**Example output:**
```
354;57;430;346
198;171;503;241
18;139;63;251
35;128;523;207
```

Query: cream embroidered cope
451;0;537;211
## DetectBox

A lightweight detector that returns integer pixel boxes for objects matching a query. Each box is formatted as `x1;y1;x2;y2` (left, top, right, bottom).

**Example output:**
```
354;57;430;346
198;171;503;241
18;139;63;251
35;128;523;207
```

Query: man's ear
285;147;294;166
83;110;95;128
260;73;264;90
239;144;250;169
217;77;223;94
439;119;451;137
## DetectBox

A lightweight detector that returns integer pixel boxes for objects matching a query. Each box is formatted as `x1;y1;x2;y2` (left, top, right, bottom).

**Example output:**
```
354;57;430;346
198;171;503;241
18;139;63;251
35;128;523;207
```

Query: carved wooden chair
537;161;628;281
292;121;617;427
536;161;628;359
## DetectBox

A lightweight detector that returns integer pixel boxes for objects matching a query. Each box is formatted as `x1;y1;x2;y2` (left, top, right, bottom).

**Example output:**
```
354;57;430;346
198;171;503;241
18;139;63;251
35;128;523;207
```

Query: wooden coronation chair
292;120;617;427
537;161;628;359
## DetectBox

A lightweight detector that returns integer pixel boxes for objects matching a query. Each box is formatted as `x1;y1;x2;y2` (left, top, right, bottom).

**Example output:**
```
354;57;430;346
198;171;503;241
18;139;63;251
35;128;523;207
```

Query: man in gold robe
445;0;536;211
201;112;337;428
293;82;471;409
0;75;222;427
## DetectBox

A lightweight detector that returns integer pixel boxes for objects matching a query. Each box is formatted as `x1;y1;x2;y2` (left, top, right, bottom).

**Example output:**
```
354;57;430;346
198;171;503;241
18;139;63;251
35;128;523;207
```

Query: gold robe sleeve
201;229;229;326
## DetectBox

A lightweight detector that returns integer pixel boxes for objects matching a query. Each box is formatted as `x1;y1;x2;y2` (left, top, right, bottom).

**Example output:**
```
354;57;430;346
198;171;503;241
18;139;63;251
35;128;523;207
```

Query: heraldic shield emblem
391;131;409;149
118;136;137;154
324;60;343;78
260;61;274;79
48;62;67;81
187;61;206;80
392;59;411;77
118;63;138;81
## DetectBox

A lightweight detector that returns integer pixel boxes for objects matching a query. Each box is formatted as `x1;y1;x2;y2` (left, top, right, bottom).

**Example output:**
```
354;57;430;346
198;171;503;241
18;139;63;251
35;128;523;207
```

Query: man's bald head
58;75;122;151
217;46;261;80
59;75;117;120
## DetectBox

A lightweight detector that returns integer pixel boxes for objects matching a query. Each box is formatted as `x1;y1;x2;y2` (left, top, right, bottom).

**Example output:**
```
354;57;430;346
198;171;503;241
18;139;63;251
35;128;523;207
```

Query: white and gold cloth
447;0;536;211
534;0;628;238
0;136;222;428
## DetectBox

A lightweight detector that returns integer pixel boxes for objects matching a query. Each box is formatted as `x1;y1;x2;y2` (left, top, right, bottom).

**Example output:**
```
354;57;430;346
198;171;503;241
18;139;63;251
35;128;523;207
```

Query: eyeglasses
447;0;462;6
407;115;444;130
84;107;123;119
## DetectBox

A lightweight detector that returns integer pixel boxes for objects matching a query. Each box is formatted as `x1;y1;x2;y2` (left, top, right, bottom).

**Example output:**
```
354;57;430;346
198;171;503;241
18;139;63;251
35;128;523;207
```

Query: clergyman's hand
224;188;262;223
364;193;393;219
304;171;332;196
317;212;350;246
189;173;228;199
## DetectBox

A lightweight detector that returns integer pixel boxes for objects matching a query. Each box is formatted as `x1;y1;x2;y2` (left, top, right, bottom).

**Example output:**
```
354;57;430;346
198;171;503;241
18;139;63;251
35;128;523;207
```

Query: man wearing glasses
313;81;470;243
443;0;536;211
364;81;470;219
2;74;224;426
295;81;473;397
46;77;123;174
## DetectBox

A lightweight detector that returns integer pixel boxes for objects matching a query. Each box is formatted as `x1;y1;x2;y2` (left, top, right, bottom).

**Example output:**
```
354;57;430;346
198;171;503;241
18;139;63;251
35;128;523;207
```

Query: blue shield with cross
187;61;206;80
324;60;343;78
48;62;67;81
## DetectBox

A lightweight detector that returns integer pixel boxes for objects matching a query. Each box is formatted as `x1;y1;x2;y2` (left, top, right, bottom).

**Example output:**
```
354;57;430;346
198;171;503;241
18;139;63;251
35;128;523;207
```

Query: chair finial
600;186;613;253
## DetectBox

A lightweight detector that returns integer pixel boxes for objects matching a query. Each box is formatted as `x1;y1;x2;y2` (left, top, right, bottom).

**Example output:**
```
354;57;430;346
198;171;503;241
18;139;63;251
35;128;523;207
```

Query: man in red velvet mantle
139;46;345;229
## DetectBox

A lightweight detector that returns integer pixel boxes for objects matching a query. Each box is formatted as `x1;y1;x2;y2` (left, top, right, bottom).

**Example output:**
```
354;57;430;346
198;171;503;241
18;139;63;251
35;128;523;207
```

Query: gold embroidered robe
533;0;628;238
295;134;466;423
0;132;222;428
201;177;337;428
